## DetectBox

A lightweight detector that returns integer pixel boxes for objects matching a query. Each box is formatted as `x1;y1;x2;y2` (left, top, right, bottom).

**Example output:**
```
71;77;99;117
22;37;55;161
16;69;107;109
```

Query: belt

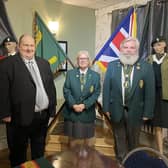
34;109;48;116
35;108;47;113
123;105;128;112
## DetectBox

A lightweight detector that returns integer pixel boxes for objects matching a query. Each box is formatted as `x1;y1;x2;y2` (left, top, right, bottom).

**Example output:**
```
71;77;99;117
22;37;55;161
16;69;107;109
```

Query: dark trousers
6;111;49;167
112;110;141;162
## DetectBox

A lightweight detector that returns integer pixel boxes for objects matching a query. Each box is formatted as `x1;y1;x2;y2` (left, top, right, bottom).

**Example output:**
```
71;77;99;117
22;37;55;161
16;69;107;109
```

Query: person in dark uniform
103;37;155;162
146;36;168;154
0;34;57;167
63;50;101;147
0;44;7;59
2;36;18;56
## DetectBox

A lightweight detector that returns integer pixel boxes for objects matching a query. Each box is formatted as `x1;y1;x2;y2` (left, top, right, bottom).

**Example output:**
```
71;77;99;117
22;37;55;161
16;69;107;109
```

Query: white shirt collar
79;68;88;75
22;57;35;64
8;51;17;56
153;53;166;64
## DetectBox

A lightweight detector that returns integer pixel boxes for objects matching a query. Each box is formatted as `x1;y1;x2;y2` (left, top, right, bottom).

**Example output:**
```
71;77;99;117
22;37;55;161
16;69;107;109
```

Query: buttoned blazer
0;54;56;126
103;59;155;126
63;68;101;123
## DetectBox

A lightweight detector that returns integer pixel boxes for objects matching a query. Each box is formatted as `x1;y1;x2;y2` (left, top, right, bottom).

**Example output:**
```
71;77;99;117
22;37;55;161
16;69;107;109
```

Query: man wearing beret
146;36;168;154
2;36;18;56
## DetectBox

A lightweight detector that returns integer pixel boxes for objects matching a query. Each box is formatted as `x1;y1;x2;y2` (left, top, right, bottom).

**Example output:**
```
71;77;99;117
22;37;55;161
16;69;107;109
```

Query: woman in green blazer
63;50;101;147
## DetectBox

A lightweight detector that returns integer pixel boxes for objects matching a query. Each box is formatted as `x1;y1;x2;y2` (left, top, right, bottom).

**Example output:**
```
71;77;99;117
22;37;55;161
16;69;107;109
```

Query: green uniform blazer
63;68;101;123
103;59;155;126
146;54;168;100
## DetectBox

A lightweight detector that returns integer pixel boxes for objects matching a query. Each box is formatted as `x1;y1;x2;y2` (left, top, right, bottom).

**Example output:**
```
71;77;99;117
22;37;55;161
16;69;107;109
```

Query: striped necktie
123;65;132;105
80;73;86;91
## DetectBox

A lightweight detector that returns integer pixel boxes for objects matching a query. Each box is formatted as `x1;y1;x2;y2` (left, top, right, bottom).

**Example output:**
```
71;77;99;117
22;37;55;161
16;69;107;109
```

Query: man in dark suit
103;37;155;162
0;34;56;167
63;50;100;147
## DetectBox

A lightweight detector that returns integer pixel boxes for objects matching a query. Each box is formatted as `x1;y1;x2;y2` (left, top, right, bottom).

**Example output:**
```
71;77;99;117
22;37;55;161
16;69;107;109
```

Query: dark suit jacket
63;68;100;123
103;59;155;126
0;54;56;126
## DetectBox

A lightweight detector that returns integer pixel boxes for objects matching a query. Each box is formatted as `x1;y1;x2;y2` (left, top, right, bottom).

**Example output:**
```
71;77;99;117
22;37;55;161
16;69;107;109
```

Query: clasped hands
73;104;85;113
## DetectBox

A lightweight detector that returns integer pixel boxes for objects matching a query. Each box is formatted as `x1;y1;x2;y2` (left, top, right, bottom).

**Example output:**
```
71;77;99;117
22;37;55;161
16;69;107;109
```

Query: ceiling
55;0;128;9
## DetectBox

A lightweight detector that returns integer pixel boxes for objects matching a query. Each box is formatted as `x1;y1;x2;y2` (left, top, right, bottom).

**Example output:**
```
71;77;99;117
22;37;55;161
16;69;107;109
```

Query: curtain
111;7;132;34
111;0;168;58
140;0;168;58
0;0;16;44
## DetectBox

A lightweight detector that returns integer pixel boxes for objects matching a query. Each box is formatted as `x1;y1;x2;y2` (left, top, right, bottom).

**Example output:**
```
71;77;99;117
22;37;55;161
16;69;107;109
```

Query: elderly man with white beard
103;37;155;162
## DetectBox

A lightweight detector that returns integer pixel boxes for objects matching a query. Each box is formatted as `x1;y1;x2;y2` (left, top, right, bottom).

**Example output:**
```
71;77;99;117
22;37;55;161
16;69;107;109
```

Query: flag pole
65;54;76;69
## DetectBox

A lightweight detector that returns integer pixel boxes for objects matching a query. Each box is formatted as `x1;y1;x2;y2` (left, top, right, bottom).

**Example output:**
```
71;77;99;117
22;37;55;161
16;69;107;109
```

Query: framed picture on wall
58;40;68;71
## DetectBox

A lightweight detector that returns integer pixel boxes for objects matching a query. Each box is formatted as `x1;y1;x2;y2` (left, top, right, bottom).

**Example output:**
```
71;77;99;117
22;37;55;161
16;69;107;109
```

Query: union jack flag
95;7;137;72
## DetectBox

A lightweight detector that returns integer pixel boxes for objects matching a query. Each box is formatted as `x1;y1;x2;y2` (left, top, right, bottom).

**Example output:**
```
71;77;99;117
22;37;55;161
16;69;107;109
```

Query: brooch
139;80;144;88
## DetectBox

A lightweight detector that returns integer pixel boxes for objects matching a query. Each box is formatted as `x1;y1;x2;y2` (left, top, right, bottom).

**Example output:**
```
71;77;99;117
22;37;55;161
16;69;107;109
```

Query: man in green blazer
63;50;101;147
103;37;155;162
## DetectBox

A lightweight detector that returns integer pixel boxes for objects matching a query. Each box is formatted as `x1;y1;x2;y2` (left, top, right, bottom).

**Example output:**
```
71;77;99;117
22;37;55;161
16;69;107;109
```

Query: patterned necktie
80;73;86;91
28;61;41;86
123;65;133;105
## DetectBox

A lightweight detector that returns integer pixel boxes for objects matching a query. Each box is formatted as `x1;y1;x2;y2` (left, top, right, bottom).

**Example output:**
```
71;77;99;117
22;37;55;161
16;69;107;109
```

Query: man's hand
2;117;11;123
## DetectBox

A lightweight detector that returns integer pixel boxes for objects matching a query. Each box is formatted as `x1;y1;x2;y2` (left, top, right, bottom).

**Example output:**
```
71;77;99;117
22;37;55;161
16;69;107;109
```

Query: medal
124;81;129;88
90;85;94;93
136;63;140;70
125;74;129;78
139;80;144;88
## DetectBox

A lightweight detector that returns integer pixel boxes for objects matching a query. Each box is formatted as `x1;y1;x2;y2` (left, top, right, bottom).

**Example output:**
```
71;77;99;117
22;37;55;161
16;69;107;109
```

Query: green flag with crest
33;12;66;73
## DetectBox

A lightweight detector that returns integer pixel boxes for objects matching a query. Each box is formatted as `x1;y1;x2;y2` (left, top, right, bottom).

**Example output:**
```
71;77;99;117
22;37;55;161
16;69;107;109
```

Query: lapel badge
139;80;144;88
136;63;140;70
90;85;94;93
76;74;79;78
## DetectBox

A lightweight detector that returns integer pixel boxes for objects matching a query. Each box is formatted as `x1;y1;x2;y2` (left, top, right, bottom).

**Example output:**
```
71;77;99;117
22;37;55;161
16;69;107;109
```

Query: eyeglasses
78;57;89;60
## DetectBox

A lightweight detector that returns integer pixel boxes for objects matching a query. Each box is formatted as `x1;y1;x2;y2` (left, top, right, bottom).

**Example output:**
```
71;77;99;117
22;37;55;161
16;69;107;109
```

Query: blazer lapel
17;55;35;84
115;62;122;93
